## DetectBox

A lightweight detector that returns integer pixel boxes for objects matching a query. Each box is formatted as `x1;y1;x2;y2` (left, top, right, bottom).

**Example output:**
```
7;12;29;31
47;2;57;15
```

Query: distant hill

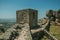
0;18;16;23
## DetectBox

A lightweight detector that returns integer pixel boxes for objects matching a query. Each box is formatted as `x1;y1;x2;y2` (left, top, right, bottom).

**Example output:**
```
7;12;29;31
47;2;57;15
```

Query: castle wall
16;9;38;28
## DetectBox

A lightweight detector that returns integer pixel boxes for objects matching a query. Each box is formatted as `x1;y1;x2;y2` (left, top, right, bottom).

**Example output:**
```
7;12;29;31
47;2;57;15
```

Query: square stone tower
16;9;38;28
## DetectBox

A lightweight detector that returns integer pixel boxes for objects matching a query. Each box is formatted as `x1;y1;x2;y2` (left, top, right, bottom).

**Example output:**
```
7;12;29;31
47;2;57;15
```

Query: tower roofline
16;8;38;12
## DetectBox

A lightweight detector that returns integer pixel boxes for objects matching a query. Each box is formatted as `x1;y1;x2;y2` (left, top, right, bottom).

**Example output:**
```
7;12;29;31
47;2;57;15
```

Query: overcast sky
0;0;60;19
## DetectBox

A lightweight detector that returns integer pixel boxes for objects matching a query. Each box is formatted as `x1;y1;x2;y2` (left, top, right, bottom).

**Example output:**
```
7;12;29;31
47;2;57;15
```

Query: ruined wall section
16;9;38;28
16;9;29;24
29;9;38;28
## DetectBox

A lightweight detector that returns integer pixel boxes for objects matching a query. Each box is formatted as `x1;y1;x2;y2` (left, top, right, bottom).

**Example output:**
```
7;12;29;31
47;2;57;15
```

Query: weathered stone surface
14;23;32;40
46;9;60;25
46;10;56;21
0;24;21;40
16;9;38;29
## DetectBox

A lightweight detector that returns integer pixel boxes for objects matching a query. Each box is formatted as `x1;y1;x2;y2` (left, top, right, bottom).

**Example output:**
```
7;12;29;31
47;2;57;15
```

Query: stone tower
16;9;38;28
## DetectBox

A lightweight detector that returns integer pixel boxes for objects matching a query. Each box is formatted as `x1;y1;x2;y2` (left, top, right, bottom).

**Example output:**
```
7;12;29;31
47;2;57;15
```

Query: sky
0;0;60;19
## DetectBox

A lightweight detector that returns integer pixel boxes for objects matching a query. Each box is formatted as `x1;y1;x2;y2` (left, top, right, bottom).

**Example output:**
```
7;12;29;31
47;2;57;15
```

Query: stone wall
46;9;60;25
16;9;38;28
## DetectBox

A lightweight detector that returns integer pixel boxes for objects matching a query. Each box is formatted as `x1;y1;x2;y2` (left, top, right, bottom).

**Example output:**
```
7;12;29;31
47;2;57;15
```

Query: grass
42;25;60;40
49;25;60;40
